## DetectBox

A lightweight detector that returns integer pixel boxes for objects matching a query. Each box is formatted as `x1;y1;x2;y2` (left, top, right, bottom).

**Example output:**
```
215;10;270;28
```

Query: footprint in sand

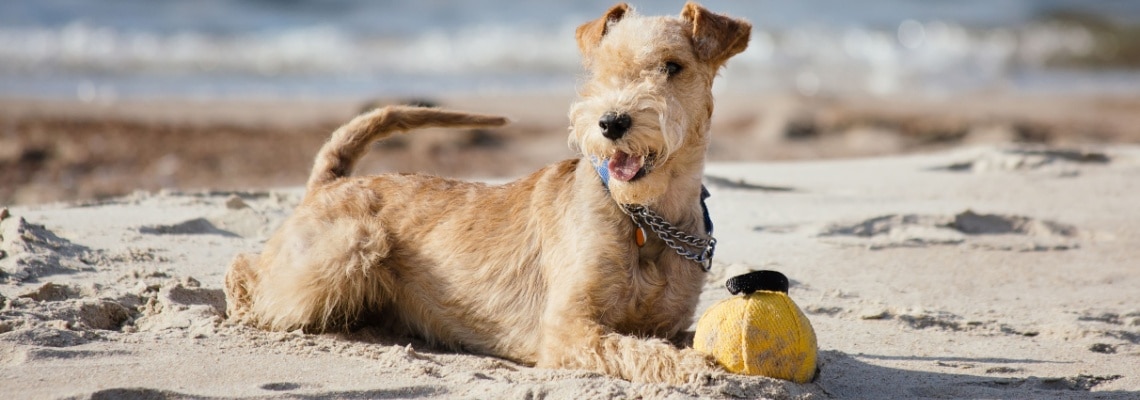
1076;311;1140;354
815;210;1080;251
930;147;1110;175
704;175;796;192
0;282;134;349
133;277;226;337
138;217;240;237
260;382;303;391
0;212;97;283
137;194;287;239
855;306;1040;337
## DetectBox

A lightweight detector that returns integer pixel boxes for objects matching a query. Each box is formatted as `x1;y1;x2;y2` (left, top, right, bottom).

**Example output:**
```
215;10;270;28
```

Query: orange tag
635;226;647;247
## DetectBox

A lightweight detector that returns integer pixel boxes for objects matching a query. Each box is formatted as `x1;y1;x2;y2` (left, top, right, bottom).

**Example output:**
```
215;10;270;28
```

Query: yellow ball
693;271;817;383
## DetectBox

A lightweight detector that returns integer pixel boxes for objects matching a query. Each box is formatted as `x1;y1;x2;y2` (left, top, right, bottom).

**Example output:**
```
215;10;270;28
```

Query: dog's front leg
536;302;720;385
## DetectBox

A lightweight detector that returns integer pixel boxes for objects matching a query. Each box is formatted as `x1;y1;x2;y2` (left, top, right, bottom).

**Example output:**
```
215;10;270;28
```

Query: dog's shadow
815;350;1135;399
331;320;442;352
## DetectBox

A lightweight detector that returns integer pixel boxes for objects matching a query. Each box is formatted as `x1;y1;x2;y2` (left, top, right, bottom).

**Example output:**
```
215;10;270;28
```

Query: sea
2;0;1139;100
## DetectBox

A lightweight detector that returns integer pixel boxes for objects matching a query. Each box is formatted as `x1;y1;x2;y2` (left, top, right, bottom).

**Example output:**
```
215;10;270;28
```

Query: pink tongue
608;151;643;182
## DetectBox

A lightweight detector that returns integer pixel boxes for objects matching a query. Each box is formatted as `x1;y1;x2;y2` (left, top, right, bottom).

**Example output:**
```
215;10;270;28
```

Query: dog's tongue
608;151;643;182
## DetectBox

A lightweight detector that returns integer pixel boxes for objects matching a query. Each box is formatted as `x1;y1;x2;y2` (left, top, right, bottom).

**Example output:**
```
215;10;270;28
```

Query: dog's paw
678;348;722;385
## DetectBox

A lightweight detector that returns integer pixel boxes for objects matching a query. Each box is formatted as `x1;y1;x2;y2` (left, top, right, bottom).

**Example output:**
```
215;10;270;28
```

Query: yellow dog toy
693;270;818;383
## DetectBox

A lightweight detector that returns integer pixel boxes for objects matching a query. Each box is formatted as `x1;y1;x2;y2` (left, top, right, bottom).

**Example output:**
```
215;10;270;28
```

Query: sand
1;96;1139;399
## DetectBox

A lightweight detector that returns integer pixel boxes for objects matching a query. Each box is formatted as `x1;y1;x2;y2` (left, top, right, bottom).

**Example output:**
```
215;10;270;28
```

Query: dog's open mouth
608;151;654;182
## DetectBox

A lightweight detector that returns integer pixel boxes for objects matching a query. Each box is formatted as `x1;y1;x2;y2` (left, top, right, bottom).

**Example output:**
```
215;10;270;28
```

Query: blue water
2;0;1138;100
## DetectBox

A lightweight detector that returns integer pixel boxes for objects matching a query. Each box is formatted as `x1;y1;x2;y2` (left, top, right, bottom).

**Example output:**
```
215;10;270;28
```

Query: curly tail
307;105;509;189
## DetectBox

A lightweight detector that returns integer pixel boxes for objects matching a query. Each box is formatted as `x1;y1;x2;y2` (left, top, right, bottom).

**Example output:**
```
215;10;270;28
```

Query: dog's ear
576;3;631;57
681;2;751;66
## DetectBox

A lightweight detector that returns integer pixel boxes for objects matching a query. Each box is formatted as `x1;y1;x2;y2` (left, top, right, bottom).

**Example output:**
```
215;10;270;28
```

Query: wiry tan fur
225;2;750;385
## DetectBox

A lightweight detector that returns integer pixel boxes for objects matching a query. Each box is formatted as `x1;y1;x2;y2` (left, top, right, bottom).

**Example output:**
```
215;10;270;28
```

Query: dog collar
592;157;716;271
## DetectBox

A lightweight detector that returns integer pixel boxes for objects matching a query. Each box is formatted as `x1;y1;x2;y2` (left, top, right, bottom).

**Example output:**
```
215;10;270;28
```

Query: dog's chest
605;254;704;338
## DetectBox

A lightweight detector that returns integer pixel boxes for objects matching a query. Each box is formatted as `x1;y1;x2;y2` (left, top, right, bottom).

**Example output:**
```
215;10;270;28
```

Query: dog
224;2;750;385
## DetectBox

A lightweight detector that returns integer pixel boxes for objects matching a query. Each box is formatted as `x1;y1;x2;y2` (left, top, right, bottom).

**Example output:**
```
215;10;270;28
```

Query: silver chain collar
621;204;716;272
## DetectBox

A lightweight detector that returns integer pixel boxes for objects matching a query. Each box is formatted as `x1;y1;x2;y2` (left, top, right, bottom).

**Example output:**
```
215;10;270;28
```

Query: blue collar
592;157;713;236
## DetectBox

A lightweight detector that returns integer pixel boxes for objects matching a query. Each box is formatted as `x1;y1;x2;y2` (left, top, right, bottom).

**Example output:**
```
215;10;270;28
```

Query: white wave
0;19;1116;97
0;21;583;77
719;20;1100;96
0;23;363;75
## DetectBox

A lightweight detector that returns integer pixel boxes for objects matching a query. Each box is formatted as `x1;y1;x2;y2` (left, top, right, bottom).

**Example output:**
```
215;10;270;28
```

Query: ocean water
2;0;1139;100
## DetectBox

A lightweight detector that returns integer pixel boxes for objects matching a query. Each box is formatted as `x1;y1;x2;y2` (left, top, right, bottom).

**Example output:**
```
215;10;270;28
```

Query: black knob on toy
725;270;789;295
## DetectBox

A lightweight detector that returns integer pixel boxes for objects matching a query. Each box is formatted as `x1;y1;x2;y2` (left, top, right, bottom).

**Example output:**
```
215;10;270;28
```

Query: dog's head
569;2;750;205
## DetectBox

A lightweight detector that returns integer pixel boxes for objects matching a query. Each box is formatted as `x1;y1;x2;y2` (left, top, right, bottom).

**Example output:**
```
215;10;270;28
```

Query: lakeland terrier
225;2;750;384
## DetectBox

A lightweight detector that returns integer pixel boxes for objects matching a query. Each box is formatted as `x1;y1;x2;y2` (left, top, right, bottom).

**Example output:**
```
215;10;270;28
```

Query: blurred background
3;0;1140;98
2;0;1139;204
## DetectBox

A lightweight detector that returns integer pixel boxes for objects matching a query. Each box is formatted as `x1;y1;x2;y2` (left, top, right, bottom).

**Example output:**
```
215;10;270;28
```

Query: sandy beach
5;1;1140;398
1;94;1138;399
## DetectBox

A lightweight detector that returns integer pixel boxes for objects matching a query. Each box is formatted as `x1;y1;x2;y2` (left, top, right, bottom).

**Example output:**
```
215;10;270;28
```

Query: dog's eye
663;61;683;77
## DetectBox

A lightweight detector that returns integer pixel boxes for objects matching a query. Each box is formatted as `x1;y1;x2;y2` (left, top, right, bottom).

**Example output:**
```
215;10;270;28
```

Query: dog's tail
307;105;509;189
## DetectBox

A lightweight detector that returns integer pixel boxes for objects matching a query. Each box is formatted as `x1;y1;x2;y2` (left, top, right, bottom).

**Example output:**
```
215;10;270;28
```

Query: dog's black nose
599;112;632;140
